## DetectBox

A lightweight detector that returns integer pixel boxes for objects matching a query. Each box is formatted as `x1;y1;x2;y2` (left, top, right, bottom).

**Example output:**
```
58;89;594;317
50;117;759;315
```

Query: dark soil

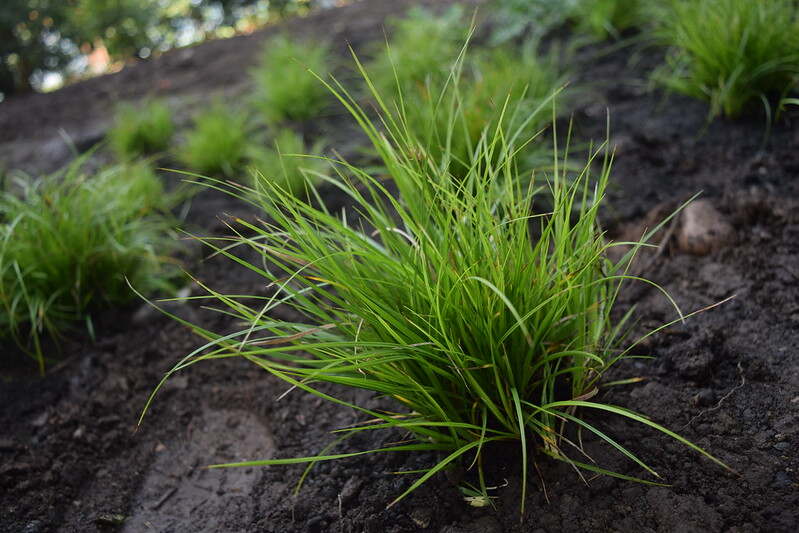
2;2;798;532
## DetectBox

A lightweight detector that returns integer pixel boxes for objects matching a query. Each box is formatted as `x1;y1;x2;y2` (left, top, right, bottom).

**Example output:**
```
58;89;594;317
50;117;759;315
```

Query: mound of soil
2;2;798;532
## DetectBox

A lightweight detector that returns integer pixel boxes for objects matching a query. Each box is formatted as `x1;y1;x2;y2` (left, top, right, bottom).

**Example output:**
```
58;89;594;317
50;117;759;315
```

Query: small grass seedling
367;5;466;99
573;0;641;40
650;0;799;118
251;35;332;124
247;128;328;200
490;0;640;43
179;100;249;176
108;99;174;160
142;48;730;515
0;158;178;372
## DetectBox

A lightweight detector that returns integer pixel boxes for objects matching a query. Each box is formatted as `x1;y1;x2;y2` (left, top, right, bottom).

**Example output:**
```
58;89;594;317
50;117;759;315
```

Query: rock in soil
676;200;736;255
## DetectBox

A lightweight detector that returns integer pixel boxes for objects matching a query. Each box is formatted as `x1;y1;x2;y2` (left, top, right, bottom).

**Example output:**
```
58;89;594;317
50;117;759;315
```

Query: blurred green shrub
0;158;177;371
491;0;640;43
248;128;328;199
251;35;332;124
650;0;799;118
108;99;174;160
367;5;466;99
180;100;249;176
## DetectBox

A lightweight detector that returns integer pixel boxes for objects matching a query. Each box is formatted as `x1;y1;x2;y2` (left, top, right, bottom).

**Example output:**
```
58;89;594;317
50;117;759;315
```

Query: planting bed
1;1;798;532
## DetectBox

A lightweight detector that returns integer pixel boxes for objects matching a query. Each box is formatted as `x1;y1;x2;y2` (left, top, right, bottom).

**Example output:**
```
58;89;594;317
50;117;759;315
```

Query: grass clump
400;43;565;179
573;0;640;40
0;159;177;372
368;5;466;98
108;99;174;160
491;0;640;43
144;52;729;511
651;0;799;118
251;35;332;124
180;101;249;176
247;129;328;199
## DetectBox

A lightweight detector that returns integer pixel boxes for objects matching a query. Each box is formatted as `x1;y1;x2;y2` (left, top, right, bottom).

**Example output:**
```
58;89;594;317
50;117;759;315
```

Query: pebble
94;513;126;526
31;412;49;428
23;520;43;533
410;506;433;528
676;200;736;255
773;442;790;452
772;471;794;489
691;389;716;407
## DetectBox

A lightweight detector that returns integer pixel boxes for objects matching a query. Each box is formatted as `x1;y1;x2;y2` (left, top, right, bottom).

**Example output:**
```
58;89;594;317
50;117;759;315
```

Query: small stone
676;200;736;255
95;513;126;527
772;471;794;489
773;442;790;452
691;389;716;407
164;375;189;391
339;476;362;506
72;426;85;439
305;514;327;532
31;412;49;427
97;415;121;428
23;520;43;533
409;506;433;528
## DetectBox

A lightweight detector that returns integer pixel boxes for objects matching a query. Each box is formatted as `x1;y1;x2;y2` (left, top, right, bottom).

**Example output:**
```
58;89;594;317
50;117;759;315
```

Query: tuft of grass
367;5;466;99
573;0;641;40
0;158;178;372
143;50;730;513
179;100;249;176
247;129;328;200
251;35;332;124
108;99;174;160
400;41;566;179
650;0;799;118
490;0;640;43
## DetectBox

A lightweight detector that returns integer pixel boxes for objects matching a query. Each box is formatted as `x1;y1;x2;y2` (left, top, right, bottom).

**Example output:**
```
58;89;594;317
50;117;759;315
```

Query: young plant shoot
143;49;729;512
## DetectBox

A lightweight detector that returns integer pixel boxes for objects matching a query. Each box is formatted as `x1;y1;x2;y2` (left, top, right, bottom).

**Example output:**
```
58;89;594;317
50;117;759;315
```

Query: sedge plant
108;99;174;160
179;100;249;176
251;35;332;124
247;128;328;200
0;158;178;372
573;0;641;40
367;5;466;99
650;0;799;118
400;42;566;180
142;49;729;513
490;0;640;43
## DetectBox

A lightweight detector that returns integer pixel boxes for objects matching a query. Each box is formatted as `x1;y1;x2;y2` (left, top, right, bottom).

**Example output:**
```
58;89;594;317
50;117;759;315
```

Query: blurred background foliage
0;0;332;98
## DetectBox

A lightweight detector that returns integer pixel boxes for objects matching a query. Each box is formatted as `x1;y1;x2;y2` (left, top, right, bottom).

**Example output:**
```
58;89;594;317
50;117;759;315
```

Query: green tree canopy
0;0;323;98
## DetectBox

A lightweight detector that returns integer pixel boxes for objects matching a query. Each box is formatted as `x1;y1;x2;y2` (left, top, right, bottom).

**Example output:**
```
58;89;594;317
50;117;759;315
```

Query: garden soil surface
2;1;798;532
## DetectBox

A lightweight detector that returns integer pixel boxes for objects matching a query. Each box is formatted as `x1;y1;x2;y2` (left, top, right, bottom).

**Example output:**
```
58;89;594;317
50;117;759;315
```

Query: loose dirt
1;1;797;532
